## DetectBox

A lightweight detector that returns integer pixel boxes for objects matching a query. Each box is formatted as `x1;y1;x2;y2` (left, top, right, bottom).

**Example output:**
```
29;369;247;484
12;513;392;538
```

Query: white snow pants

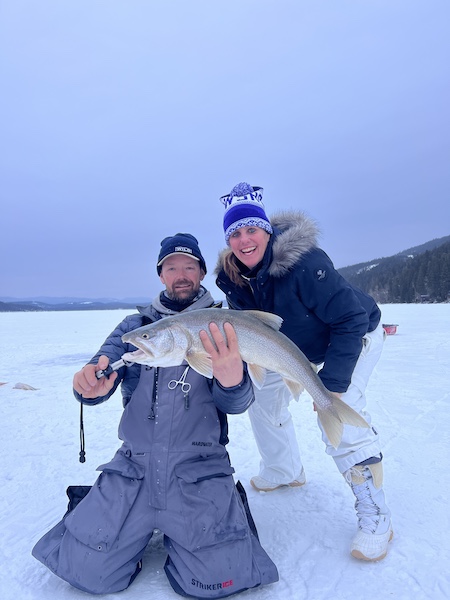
247;322;385;479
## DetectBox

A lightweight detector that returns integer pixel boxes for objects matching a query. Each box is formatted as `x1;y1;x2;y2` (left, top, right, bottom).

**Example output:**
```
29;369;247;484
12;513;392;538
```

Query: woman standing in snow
215;182;393;562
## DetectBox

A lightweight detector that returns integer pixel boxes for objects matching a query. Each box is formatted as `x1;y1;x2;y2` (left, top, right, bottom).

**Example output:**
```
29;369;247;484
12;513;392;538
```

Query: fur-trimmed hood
215;210;320;279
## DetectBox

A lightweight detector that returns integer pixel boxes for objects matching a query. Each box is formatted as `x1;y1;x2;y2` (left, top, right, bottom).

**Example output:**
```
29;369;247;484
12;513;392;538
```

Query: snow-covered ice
1;304;449;600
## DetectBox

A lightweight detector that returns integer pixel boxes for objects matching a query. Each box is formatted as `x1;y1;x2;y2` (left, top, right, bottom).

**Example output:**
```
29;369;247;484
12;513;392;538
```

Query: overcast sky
1;1;449;300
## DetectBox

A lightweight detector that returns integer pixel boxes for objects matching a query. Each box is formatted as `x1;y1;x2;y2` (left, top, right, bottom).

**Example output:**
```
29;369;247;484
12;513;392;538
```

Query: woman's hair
222;251;248;287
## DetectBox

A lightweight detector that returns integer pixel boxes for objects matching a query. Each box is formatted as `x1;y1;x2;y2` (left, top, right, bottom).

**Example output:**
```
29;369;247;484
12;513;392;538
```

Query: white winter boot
250;468;306;492
344;462;393;561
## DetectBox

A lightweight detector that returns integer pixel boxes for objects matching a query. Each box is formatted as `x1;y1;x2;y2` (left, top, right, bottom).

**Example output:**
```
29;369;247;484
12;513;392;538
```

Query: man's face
159;254;205;303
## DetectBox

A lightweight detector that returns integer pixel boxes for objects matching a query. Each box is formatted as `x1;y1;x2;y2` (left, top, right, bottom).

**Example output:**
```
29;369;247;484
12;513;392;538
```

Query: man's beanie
220;182;273;244
157;233;207;275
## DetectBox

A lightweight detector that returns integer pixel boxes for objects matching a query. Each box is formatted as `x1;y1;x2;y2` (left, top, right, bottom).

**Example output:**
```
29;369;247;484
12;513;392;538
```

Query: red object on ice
382;324;398;335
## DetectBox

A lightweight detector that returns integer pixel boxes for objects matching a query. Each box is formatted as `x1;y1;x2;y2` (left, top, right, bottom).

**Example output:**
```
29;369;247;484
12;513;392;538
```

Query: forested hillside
338;238;450;303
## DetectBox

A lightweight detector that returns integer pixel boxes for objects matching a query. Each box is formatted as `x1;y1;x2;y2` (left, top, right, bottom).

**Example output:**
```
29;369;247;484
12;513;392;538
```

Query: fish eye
141;333;150;339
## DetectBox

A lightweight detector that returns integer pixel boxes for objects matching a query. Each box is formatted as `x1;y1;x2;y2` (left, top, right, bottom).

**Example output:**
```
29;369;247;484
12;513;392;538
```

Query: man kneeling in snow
32;233;278;598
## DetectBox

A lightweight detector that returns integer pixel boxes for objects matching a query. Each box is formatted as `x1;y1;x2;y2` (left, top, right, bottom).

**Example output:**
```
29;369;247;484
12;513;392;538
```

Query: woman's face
229;226;271;269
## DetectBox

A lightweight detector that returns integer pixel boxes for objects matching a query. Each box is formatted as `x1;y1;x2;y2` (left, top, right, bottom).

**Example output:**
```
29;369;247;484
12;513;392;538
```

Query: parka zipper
148;367;158;420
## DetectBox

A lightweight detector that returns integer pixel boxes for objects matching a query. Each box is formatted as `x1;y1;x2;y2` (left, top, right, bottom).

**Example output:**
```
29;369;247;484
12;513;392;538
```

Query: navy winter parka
215;211;381;393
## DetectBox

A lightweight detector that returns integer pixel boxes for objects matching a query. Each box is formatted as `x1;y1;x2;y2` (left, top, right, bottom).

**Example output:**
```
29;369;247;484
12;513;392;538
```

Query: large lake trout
121;308;369;448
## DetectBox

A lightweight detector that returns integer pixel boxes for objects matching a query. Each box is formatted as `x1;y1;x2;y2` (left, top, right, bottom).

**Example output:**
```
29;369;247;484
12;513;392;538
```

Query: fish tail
315;405;344;450
315;397;370;449
332;396;370;429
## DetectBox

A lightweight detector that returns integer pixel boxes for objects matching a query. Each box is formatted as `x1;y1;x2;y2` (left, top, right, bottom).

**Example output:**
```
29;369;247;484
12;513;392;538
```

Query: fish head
121;321;189;367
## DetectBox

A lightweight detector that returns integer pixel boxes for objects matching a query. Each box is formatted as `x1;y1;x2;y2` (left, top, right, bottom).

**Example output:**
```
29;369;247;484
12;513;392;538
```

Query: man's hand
199;322;244;388
73;355;117;399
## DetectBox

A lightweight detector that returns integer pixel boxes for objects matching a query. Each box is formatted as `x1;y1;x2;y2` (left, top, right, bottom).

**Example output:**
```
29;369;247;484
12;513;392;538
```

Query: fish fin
247;364;267;389
315;397;370;449
315;405;344;449
332;396;370;429
282;378;304;401
244;310;284;331
186;352;214;378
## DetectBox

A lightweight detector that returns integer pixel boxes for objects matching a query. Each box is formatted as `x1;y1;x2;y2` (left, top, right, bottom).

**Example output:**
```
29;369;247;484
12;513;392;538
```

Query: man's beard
166;282;200;305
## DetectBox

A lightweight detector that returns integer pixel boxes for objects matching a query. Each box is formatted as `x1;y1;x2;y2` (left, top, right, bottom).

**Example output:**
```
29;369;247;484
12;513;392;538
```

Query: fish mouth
121;348;151;363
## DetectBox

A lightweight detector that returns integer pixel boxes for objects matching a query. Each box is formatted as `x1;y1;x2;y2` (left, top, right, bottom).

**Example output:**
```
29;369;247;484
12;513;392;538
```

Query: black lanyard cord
79;403;86;463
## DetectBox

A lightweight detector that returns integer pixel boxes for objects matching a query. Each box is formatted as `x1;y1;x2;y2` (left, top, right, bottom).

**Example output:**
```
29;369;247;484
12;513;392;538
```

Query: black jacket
215;211;380;393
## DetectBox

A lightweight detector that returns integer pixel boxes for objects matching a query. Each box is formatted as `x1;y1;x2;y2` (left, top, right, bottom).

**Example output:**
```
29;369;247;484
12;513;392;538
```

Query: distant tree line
340;241;450;304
